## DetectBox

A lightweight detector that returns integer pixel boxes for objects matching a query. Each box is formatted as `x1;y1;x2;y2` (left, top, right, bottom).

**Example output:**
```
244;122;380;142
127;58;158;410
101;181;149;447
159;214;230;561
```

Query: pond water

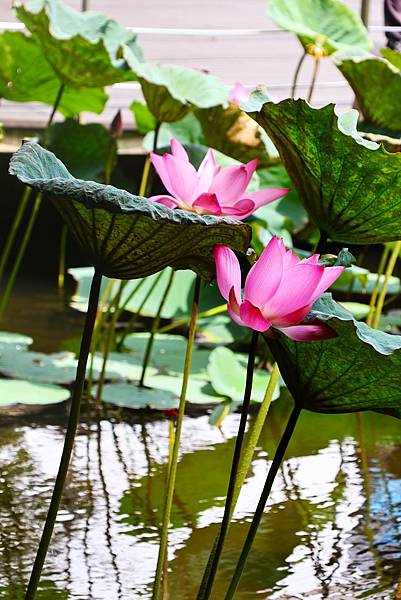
1;278;401;599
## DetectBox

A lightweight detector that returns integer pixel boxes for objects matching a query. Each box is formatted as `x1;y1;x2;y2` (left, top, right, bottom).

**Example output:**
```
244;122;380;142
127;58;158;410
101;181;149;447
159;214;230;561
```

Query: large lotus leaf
246;98;401;244
0;379;70;406
0;31;107;116
336;54;401;130
124;46;229;123
47;120;114;180
100;382;178;410
267;0;371;55
16;0;142;87
9;142;251;281
267;295;401;419
143;113;205;150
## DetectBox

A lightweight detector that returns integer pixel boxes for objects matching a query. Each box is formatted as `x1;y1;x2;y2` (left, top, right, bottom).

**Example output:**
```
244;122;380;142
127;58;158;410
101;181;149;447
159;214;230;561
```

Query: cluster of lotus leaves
9;142;251;281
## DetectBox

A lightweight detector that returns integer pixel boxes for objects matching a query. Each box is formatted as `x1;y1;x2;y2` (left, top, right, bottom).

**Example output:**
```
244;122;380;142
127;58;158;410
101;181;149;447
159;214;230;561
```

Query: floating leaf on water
267;294;401;418
0;331;33;350
147;374;222;405
338;302;370;319
9;142;251;281
99;382;178;410
0;378;70;406
333;266;401;295
246;99;401;244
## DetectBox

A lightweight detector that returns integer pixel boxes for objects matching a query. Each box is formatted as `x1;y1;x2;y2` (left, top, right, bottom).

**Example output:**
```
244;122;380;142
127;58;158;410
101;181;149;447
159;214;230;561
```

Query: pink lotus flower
230;81;250;105
149;139;289;220
213;237;344;341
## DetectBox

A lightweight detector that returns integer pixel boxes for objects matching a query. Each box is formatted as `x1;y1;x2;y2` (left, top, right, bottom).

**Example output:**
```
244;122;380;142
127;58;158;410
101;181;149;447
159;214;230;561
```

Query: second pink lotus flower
214;237;345;341
149;139;289;220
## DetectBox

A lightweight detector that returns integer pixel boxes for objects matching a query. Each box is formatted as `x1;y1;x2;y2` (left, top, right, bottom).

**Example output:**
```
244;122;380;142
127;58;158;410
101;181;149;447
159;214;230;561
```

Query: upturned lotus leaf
16;0;142;87
246;97;401;244
267;295;401;419
9;142;251;280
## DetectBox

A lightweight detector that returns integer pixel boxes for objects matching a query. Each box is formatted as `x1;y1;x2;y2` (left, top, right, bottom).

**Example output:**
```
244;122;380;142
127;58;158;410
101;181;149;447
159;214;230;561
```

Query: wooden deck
0;0;387;132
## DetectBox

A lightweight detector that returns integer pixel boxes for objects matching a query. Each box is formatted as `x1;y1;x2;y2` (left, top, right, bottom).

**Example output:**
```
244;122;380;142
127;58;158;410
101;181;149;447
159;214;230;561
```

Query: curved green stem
0;193;42;320
139;269;175;387
366;245;390;326
25;269;102;600
0;186;32;288
307;57;320;104
224;404;302;600
372;241;401;329
152;275;201;600
58;225;68;290
291;50;307;98
199;330;259;600
44;82;65;141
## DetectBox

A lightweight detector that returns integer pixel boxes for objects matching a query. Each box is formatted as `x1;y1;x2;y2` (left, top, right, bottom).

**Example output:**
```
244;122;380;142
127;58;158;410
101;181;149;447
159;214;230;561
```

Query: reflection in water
0;404;400;599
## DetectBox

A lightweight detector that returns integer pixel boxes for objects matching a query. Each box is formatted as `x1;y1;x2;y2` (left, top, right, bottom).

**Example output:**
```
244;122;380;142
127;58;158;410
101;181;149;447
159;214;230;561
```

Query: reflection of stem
372;241;401;329
291;50;307;99
198;362;279;599
139;270;175;387
307;58;320;104
152;275;201;600
83;425;94;598
366;246;389;326
25;269;102;599
225;404;302;600
0;186;31;288
58;225;68;290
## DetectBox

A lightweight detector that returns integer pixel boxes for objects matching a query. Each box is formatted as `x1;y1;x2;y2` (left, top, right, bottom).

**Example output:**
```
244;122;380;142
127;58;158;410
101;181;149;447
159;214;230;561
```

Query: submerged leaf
9;142;251;281
267;295;401;418
247;99;401;244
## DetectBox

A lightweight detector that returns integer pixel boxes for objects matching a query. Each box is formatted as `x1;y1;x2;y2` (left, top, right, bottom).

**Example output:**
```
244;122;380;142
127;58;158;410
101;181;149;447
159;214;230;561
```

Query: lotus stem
366;245;390;326
44;82;65;138
152;274;201;600
139;158;151;196
0;186;32;289
25;269;102;600
0;193;42;320
307;57;320;104
158;303;227;334
372;241;401;329
360;0;370;25
313;231;328;255
58;225;68;290
139;270;175;387
291;50;307;99
199;330;259;600
197;362;279;599
224;404;302;600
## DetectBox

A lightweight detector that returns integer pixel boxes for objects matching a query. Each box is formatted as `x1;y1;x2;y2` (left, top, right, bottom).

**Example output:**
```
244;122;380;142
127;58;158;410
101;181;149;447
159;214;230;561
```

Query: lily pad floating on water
99;383;179;410
246;97;401;244
0;379;70;407
16;0;142;87
268;0;372;55
0;31;107;116
267;294;401;419
9;142;251;281
0;331;33;351
333;266;401;295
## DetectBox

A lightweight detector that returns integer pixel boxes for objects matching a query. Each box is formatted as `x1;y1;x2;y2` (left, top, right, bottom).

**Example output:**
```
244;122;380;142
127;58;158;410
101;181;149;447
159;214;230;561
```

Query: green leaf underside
16;0;141;87
247;98;401;244
0;379;70;406
9;142;251;280
267;294;401;419
0;31;107;116
124;46;229;122
336;55;401;130
268;0;371;55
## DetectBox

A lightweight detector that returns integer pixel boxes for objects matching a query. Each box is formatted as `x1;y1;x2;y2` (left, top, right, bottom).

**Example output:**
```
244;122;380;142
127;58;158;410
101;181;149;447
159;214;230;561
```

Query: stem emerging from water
25;269;102;600
152;275;201;600
372;241;401;329
291;50;307;99
224;404;302;599
199;330;259;600
0;186;32;289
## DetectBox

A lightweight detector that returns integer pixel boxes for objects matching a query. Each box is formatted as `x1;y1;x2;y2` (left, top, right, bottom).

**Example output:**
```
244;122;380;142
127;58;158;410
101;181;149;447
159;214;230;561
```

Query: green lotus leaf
99;382;179;410
267;295;401;418
124;45;229;122
9;142;251;280
246;98;401;244
16;0;142;87
335;54;401;130
130;100;157;135
0;331;33;350
47;119;114;180
144;375;222;405
0;378;70;406
143;113;205;150
0;31;107;116
267;0;371;55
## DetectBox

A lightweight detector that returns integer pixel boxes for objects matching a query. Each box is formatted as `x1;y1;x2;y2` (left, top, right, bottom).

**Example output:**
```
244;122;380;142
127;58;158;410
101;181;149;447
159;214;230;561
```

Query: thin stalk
224;404;302;600
199;330;259;600
360;0;370;25
366;245;390;326
25;269;102;600
158;303;226;334
0;194;42;320
44;83;65;136
291;50;307;99
198;363;279;598
372;241;401;329
162;417;176;600
139;270;175;387
307;57;320;104
0;186;31;288
139;158;151;196
104;140;116;185
58;225;68;290
152;275;201;600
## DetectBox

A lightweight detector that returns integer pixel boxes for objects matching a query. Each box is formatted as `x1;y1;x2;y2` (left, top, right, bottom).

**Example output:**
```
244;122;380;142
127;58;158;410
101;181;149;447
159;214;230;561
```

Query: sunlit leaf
0;331;33;350
130;100;157;135
9;142;251;281
0;378;70;406
99;382;178;410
